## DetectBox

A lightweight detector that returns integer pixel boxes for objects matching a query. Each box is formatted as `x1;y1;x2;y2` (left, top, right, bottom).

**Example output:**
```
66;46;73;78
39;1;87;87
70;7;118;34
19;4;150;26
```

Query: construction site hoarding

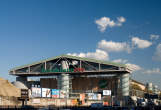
31;87;41;98
51;89;59;98
59;90;66;98
42;88;51;98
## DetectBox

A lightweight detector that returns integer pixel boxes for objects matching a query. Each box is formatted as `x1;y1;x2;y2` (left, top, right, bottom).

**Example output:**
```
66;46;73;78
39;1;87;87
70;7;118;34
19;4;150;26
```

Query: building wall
40;78;57;89
131;80;146;91
72;77;118;93
39;77;119;92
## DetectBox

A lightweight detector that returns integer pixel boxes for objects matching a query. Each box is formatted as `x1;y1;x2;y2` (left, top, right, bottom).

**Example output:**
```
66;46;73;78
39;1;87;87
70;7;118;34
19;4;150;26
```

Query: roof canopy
9;55;131;76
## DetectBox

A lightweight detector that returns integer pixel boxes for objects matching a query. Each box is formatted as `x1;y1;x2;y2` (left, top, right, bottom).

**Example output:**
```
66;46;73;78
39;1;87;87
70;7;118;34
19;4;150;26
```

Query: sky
0;0;161;88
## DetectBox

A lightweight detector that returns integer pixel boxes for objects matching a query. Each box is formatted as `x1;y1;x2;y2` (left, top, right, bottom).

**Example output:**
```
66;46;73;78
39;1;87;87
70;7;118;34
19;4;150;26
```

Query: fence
0;96;21;107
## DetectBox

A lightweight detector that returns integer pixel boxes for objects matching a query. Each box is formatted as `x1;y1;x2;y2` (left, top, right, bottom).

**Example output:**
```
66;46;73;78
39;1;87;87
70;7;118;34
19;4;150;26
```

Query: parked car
90;103;103;108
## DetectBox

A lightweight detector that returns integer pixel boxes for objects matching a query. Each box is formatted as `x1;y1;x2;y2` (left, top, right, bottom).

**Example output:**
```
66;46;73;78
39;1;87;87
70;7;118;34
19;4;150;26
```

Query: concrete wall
40;78;57;89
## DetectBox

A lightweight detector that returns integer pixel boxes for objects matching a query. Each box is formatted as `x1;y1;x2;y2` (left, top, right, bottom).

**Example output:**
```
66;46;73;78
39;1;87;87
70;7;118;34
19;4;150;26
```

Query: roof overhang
9;54;131;76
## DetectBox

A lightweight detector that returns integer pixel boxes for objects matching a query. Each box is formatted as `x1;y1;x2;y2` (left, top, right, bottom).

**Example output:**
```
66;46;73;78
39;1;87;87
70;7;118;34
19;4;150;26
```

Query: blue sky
0;0;161;88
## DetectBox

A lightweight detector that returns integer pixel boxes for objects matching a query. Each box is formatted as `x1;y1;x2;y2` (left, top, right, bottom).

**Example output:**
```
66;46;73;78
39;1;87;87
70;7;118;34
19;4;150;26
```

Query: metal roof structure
9;54;131;76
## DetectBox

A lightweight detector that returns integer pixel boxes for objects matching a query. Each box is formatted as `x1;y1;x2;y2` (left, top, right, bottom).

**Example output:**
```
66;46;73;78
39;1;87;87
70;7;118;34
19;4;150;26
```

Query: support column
114;76;118;97
57;60;71;99
120;73;130;106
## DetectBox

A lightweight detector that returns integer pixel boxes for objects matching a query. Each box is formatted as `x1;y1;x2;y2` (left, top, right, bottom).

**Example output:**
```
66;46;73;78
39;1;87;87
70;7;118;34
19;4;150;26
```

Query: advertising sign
51;89;59;98
80;94;85;104
80;94;85;101
103;90;111;96
88;93;99;100
88;93;102;100
31;87;41;97
93;94;98;100
41;67;85;73
32;99;40;104
42;88;51;97
99;80;108;88
88;93;94;100
21;89;28;98
97;94;102;100
71;99;78;105
60;90;66;98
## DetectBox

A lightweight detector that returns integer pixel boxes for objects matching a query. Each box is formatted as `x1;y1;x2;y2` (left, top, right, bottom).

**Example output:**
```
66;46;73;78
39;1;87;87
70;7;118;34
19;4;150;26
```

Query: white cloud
132;37;152;49
143;68;161;74
113;59;128;64
117;16;126;23
125;63;142;71
95;17;115;32
112;58;161;74
95;16;126;32
67;49;109;61
98;40;131;53
150;34;159;40
112;58;142;72
117;16;126;26
153;43;161;61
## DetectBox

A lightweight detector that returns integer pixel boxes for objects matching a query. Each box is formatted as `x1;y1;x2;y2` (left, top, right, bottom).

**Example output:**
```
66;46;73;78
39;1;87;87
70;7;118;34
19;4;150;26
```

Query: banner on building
51;89;59;98
88;93;94;100
80;93;85;101
88;93;98;100
59;90;66;98
103;90;111;96
93;94;98;100
97;94;102;100
31;87;41;97
88;93;102;100
42;88;51;97
71;99;78;105
80;93;85;104
32;99;40;104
